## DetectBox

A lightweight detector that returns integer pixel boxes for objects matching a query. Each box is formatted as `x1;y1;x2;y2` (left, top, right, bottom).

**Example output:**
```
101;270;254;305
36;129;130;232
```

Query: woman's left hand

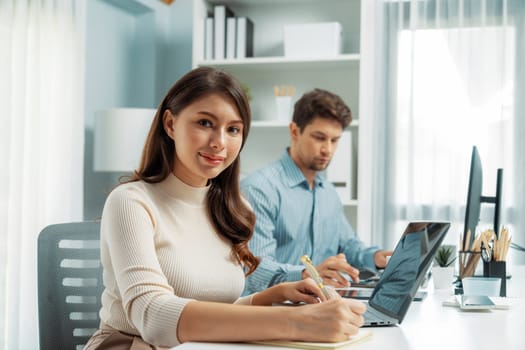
280;278;327;304
252;278;327;306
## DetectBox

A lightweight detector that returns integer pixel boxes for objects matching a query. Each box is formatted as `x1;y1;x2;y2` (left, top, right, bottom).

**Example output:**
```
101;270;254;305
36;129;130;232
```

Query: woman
85;67;365;349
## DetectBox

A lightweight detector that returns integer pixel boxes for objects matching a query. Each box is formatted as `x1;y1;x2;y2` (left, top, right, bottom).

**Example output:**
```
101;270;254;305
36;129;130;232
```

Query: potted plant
241;83;252;101
435;245;457;267
432;245;457;289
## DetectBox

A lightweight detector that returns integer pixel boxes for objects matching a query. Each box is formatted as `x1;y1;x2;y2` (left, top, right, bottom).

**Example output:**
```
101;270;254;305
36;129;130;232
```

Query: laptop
346;222;451;326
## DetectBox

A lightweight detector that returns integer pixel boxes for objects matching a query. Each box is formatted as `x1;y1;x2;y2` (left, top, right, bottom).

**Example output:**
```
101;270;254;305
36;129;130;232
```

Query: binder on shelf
213;5;234;60
226;17;236;59
204;17;214;60
326;130;352;202
236;16;254;59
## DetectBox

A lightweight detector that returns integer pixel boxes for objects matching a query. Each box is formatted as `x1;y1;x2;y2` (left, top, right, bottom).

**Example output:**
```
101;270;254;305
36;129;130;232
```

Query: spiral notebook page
250;329;372;350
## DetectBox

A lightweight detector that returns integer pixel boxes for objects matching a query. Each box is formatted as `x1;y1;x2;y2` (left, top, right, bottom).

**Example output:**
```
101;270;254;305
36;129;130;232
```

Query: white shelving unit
192;0;362;228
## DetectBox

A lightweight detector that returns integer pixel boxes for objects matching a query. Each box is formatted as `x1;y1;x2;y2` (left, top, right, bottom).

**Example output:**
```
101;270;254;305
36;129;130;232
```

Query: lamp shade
93;108;156;172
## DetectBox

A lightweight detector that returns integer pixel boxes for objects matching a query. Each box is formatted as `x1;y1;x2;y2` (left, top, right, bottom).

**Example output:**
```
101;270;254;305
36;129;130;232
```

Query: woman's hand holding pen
291;298;366;342
281;278;329;304
252;278;328;306
302;253;359;287
253;254;366;343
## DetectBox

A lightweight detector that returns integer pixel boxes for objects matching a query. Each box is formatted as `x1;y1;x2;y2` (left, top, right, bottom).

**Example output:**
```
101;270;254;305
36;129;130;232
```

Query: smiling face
289;116;343;185
163;93;244;187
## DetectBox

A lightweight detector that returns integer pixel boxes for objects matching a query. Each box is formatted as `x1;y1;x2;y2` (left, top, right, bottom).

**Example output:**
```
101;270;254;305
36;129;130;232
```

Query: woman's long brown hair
125;67;259;275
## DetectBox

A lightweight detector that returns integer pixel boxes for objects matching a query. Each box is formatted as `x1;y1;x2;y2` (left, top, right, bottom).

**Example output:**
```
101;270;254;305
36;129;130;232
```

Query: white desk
177;266;525;350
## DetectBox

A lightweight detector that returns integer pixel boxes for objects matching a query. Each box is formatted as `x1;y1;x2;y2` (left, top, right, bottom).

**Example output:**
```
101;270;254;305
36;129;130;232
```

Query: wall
83;0;193;220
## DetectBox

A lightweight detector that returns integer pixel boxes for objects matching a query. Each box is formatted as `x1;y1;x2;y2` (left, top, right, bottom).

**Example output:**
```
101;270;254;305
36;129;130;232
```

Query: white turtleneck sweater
98;174;250;347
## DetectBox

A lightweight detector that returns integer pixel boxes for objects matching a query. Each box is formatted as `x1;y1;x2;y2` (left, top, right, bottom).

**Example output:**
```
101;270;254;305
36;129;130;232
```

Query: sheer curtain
360;0;525;263
0;1;85;348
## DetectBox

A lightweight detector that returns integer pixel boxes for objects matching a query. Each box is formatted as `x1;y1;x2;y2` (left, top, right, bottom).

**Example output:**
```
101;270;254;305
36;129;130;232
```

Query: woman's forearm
177;298;365;344
177;301;293;342
251;284;284;306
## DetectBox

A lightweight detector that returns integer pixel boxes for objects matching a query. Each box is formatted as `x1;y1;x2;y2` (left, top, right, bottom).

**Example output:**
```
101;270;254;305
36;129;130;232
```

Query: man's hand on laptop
374;250;394;269
301;253;359;287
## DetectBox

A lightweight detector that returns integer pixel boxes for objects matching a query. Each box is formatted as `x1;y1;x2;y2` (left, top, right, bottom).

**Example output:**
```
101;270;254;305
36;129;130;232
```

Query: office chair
37;221;103;350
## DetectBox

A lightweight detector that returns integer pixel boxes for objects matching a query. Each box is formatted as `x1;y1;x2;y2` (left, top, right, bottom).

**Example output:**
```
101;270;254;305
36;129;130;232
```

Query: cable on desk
511;242;525;252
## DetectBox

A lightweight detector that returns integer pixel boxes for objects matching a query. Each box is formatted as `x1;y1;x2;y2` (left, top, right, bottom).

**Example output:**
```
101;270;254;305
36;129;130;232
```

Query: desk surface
176;265;525;350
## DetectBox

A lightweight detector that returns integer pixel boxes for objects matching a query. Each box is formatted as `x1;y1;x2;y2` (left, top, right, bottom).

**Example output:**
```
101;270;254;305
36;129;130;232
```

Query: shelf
194;0;362;228
252;119;360;128
343;199;359;207
196;54;360;72
206;0;335;4
251;120;289;128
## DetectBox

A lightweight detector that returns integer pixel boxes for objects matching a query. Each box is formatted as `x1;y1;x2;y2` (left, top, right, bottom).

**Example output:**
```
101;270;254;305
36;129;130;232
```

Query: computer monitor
463;146;503;250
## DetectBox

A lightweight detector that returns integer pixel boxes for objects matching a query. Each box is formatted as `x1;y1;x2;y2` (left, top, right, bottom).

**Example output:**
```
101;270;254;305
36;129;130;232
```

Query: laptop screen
368;222;450;322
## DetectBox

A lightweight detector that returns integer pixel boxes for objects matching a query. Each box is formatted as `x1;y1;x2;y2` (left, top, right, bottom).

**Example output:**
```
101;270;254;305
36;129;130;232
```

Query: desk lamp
94;108;156;172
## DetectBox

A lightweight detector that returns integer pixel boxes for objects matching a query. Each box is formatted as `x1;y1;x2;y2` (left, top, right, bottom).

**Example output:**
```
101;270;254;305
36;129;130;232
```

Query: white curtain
0;0;85;348
361;0;525;263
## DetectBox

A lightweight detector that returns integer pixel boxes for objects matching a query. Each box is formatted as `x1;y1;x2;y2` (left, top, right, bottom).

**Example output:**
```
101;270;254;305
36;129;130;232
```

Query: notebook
251;329;372;349
355;222;451;326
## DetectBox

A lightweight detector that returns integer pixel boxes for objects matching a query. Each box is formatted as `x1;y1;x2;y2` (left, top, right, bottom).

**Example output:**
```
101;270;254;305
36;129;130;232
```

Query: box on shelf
284;22;343;58
326;130;352;202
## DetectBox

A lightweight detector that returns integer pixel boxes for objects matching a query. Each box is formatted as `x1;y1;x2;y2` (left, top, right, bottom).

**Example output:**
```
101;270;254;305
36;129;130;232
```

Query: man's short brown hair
292;88;352;132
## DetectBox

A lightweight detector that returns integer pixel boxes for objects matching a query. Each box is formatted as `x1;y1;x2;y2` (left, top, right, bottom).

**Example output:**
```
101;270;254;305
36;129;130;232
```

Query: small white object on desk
456;295;495;310
462;276;501;296
442;294;513;310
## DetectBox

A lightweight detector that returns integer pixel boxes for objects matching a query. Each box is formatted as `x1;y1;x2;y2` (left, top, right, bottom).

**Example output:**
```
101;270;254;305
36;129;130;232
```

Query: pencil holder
275;96;292;122
483;261;506;297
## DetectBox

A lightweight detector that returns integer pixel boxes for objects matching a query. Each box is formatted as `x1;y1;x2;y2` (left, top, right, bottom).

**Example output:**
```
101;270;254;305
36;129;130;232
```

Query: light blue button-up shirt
241;150;379;295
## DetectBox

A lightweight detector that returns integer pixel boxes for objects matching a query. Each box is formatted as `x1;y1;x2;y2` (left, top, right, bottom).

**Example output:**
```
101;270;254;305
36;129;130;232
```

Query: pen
300;255;334;300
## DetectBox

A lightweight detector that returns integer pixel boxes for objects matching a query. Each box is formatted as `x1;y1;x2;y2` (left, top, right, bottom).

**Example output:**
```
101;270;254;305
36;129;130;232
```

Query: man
242;88;392;295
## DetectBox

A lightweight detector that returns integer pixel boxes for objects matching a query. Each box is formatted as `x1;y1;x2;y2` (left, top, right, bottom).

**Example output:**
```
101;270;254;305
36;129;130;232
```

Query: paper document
250;329;372;350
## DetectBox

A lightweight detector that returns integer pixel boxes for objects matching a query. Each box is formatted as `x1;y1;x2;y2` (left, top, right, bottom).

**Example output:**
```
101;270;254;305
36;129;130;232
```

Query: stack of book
204;5;254;60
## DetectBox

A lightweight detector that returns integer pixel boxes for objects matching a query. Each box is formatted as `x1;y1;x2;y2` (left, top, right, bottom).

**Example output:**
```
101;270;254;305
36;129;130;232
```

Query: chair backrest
38;221;103;350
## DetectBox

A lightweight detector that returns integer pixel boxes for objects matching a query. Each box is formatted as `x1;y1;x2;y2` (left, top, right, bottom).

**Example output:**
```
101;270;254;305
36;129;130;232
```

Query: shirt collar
279;149;325;188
